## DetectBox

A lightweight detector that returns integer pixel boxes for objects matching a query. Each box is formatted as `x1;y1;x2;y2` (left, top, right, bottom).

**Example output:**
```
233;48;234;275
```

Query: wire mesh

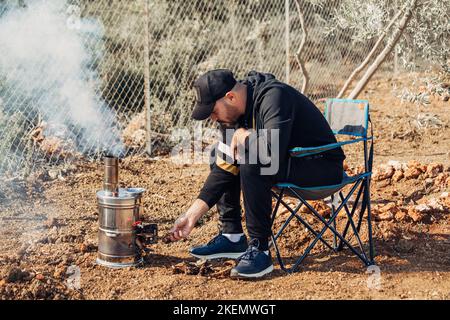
0;0;441;178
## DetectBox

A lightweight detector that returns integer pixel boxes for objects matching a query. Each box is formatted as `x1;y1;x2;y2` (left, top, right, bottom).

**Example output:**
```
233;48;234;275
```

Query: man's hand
168;213;195;242
230;128;251;161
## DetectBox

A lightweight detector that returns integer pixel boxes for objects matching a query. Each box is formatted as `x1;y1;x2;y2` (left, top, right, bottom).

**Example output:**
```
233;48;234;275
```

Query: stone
6;268;30;283
376;211;394;221
387;160;405;171
79;242;96;253
392;171;404;182
426;198;445;212
35;274;45;281
408;207;424;223
395;210;408;222
375;165;395;181
415;203;433;213
381;202;400;214
404;167;422;180
425;163;443;178
434;173;449;187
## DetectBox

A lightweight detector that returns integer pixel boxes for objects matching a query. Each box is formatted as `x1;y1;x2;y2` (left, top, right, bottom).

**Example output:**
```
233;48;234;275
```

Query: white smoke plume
0;0;124;158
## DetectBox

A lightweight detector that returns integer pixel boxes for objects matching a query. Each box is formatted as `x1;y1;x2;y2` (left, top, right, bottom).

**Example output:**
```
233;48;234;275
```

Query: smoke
0;0;124;157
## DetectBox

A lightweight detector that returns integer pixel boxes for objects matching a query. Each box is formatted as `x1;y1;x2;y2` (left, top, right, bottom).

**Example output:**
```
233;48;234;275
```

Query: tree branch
293;0;309;94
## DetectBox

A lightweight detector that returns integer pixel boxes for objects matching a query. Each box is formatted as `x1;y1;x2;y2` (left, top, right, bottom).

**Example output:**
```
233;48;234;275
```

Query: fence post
144;0;151;156
285;0;290;84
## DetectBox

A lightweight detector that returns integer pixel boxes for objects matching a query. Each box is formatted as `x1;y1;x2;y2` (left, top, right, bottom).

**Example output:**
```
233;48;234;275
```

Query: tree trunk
337;6;405;98
293;0;309;94
347;0;417;99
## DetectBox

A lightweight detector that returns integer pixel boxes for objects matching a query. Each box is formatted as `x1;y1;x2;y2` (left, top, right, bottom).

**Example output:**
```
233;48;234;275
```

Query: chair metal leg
288;182;372;267
338;191;369;262
271;177;375;272
331;194;337;250
365;178;375;264
337;182;364;251
276;198;335;251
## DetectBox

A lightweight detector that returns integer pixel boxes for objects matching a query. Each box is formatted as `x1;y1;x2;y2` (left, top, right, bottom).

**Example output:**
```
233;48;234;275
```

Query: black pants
215;154;343;250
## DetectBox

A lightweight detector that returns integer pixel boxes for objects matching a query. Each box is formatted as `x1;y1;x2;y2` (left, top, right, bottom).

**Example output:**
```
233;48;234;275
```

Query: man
168;69;345;278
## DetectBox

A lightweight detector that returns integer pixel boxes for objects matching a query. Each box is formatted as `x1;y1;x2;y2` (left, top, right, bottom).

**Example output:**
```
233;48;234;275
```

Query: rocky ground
0;72;449;300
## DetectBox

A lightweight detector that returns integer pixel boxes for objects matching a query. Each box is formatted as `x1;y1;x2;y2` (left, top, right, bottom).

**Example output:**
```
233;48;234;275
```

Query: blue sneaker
230;244;273;279
189;234;248;260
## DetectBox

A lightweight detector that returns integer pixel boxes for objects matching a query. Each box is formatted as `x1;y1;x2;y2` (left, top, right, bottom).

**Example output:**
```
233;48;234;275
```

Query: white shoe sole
190;252;245;260
230;264;274;278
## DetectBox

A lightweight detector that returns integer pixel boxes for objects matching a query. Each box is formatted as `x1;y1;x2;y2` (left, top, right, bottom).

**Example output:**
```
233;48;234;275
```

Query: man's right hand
168;213;195;242
165;199;209;243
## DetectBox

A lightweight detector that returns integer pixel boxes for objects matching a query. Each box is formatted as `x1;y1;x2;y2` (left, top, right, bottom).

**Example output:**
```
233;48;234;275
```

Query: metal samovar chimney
103;156;119;196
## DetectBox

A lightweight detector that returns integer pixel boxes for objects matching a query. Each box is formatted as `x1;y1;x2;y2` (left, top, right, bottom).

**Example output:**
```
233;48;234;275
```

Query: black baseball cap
192;69;237;120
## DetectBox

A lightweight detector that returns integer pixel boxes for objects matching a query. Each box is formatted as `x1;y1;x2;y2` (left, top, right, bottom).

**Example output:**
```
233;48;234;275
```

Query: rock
408;207;424;223
426;198;445;212
313;201;331;218
415;203;433;213
404;160;427;180
35;274;45;281
408;160;427;173
434;173;449;187
404;167;422;180
381;202;400;214
375;165;395;181
426;163;443;178
394;210;409;222
387;160;405;171
373;203;401;221
297;200;331;218
377;211;394;221
392;171;404;182
6;268;30;283
79;242;96;253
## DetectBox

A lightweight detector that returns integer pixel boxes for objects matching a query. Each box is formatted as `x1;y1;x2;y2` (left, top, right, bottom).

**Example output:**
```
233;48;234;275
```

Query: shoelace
239;238;262;261
240;246;259;261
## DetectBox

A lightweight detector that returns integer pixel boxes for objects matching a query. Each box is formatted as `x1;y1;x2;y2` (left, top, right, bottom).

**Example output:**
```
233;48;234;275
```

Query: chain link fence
0;0;443;179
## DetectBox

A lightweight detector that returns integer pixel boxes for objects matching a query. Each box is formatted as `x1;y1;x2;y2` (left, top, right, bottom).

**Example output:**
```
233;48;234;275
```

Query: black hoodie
197;71;345;208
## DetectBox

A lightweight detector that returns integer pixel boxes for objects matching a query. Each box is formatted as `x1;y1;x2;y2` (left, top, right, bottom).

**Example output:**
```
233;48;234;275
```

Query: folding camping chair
270;98;375;273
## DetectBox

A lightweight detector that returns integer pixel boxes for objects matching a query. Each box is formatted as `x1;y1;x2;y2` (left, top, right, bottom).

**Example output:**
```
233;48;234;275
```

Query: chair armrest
289;137;367;158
